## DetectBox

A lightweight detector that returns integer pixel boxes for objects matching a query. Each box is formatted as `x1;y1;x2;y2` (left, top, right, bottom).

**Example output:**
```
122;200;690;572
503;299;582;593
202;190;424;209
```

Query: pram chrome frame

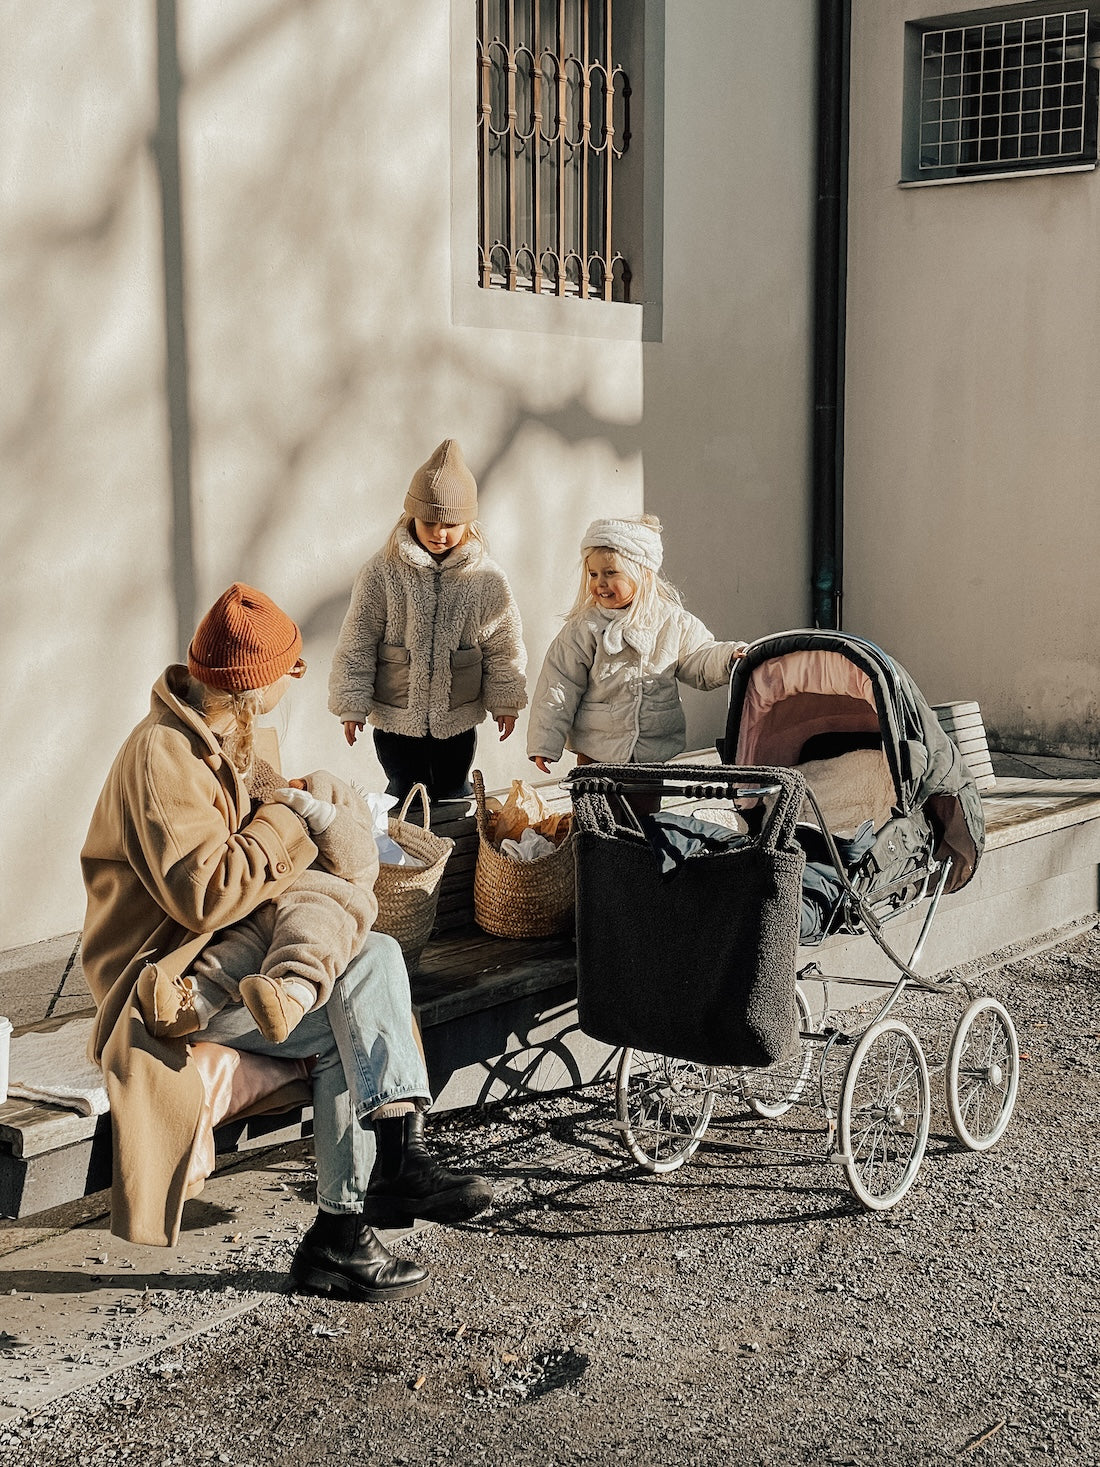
571;767;1020;1211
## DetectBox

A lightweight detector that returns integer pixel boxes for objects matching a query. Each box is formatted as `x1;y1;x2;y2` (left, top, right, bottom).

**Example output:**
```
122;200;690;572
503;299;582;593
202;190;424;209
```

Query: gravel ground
3;925;1098;1467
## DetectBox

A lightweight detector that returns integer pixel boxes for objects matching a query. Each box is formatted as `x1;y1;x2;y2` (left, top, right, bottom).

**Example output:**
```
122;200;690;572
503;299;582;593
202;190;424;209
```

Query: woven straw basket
472;769;576;939
373;785;454;970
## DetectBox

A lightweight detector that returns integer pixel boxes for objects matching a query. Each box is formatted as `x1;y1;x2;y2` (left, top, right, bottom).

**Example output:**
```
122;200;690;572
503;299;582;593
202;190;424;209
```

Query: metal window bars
919;10;1097;173
477;0;632;300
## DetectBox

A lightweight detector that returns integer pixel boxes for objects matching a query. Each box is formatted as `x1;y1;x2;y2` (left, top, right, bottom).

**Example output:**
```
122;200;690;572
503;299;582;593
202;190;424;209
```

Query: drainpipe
152;0;197;652
811;0;851;630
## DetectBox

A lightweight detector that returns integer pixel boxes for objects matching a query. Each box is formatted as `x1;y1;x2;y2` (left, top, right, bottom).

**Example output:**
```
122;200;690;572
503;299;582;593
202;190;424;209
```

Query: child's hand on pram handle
728;642;749;669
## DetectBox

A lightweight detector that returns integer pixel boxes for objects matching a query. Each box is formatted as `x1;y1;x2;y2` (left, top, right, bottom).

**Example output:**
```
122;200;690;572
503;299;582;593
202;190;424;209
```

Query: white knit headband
582;518;664;573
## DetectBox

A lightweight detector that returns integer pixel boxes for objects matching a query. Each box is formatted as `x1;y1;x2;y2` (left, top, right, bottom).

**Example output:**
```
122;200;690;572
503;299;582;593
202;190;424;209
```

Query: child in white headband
527;514;747;775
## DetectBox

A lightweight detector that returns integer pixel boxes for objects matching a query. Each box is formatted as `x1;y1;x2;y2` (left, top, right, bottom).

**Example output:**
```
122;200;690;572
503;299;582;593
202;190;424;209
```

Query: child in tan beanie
328;439;527;803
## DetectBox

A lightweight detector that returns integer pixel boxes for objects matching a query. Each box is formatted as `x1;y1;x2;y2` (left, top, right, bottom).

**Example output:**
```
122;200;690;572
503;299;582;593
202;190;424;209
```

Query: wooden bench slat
0;1098;101;1159
413;937;576;1026
941;719;988;737
933;700;982;718
932;701;995;791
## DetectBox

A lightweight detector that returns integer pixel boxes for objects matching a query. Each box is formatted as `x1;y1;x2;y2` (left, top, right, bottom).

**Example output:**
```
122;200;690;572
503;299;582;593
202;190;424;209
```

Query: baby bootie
239;974;310;1044
135;963;203;1039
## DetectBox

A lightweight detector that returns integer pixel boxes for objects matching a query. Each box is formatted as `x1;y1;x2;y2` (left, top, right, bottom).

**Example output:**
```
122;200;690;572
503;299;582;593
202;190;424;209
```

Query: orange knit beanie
187;583;302;692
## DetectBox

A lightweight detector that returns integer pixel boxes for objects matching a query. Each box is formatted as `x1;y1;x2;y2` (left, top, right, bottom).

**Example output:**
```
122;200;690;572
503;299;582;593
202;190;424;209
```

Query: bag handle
622;762;804;853
568;761;804;854
747;765;806;853
396;782;431;831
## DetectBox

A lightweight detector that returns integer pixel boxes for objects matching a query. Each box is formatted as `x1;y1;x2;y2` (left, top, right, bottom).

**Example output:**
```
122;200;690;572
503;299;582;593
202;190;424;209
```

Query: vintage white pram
567;630;1020;1210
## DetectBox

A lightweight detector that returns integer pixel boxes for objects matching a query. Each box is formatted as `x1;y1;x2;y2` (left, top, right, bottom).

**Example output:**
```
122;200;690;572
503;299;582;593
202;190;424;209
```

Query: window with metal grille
476;0;631;300
902;7;1100;182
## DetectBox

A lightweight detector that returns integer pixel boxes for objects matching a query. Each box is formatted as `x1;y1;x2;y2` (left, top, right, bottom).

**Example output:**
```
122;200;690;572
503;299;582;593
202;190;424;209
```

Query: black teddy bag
570;763;806;1069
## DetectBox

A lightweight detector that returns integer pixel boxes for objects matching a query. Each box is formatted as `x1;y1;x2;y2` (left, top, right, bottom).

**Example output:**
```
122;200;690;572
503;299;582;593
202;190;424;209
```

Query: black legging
373;728;478;803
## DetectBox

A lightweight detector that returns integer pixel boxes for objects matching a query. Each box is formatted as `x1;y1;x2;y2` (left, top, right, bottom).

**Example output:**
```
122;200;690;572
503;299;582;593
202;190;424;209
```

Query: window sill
899;161;1098;187
452;278;656;342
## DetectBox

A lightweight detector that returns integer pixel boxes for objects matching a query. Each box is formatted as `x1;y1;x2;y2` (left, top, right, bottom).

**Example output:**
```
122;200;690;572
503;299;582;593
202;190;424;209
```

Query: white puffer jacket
328;529;527;739
527;604;741;764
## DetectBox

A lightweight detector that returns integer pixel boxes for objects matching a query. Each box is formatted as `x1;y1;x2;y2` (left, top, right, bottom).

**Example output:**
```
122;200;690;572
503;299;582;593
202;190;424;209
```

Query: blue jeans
198;932;431;1214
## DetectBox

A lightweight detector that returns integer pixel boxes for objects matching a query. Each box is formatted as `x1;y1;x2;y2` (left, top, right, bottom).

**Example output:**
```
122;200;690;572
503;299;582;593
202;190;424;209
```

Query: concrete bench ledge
981;777;1100;848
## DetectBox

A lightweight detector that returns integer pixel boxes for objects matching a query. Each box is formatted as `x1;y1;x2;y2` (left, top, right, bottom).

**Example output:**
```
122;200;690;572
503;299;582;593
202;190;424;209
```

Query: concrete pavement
2;747;1098;1427
0;1147;317;1421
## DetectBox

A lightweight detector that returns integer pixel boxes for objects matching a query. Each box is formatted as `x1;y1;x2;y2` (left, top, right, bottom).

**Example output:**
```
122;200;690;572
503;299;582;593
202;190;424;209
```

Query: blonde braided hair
190;680;267;779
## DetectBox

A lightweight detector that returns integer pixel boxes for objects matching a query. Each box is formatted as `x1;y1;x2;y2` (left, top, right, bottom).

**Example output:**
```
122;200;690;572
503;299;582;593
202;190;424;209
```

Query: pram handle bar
568;776;782;802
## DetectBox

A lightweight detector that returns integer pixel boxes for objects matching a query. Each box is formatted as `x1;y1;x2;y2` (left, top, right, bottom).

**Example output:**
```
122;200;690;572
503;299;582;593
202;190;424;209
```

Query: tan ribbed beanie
403;439;479;524
187;583;302;692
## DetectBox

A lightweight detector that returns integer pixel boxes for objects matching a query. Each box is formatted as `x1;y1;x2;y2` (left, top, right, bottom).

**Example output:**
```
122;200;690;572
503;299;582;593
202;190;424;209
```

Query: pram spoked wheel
838;1018;930;1210
739;986;815;1119
946;996;1019;1151
615;1049;717;1172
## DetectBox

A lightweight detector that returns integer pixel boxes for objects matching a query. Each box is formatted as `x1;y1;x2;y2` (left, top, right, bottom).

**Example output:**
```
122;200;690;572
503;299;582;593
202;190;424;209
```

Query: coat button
276;861;289;874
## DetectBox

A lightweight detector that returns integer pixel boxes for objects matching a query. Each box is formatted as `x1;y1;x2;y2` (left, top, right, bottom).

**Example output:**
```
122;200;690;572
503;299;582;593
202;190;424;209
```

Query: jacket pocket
449;646;483;709
374;644;411;708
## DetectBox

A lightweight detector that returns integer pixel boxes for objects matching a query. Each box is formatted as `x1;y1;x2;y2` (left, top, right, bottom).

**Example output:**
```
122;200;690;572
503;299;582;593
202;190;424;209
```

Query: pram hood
720;630;985;892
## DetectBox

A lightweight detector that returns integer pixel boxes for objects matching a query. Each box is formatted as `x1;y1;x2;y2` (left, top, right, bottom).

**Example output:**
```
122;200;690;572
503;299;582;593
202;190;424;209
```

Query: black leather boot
361;1111;494;1227
289;1209;429;1302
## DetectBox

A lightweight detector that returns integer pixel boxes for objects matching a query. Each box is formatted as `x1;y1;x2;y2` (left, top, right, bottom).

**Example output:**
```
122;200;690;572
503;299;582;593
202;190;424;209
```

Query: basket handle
472;768;492;839
396;783;431;831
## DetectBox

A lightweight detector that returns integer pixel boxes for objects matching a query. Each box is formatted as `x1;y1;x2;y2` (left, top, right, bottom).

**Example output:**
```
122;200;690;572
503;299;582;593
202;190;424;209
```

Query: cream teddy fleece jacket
329;529;527;739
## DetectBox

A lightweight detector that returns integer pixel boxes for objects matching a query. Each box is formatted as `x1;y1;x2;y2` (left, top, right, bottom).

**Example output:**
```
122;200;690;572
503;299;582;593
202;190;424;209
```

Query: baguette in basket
472;770;575;939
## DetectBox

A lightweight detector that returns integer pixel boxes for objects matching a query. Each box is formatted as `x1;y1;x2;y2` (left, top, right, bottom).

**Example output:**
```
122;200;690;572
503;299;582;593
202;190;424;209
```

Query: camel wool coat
328;529;526;737
80;666;318;1246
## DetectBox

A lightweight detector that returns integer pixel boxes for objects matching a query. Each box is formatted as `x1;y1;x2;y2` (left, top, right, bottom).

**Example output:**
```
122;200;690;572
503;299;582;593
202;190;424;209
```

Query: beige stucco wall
1;0;816;951
645;2;821;745
845;0;1100;756
644;3;817;748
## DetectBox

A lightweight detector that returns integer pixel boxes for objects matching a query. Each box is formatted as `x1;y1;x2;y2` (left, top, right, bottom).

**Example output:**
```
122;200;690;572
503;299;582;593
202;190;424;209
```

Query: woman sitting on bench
80;582;491;1302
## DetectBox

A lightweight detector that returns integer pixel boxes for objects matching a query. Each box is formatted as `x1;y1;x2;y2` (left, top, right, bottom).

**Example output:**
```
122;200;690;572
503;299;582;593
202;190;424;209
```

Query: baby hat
582;515;664;573
188;583;303;692
404;438;479;524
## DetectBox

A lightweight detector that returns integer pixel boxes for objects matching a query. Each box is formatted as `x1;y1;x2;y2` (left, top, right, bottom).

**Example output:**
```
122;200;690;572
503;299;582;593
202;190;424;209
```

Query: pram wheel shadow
479;1095;862;1240
486;1165;859;1241
473;1034;592;1106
